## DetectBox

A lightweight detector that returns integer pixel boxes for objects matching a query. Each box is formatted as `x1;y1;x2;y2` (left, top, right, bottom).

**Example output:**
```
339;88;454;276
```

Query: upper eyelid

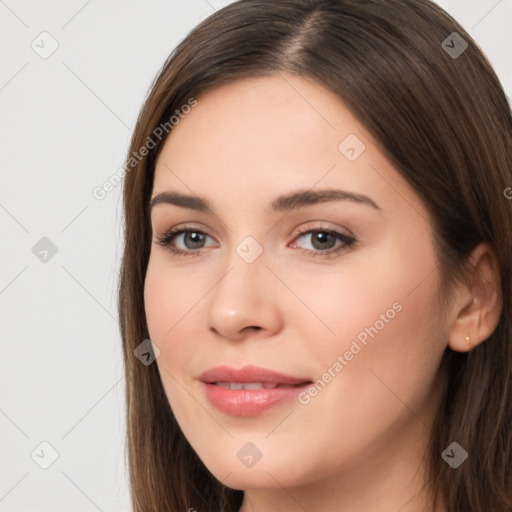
159;223;354;247
158;222;351;238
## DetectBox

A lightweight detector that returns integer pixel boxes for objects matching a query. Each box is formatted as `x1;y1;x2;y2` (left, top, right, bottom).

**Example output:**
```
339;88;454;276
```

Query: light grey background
0;1;510;510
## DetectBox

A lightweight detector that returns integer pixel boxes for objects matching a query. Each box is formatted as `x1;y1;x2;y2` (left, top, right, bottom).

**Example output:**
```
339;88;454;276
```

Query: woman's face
144;74;450;491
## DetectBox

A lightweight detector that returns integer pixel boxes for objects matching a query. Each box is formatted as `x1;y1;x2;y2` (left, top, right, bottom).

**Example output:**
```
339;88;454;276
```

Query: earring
465;335;471;348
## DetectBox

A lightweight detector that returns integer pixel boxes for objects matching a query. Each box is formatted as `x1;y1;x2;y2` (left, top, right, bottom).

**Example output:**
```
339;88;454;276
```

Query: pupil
185;232;204;248
313;231;334;250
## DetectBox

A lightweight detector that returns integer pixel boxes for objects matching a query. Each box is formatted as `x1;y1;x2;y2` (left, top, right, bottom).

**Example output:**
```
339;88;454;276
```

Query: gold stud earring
466;335;471;349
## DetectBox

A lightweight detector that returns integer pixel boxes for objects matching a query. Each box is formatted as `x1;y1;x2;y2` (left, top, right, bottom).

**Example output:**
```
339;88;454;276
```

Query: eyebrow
149;188;381;213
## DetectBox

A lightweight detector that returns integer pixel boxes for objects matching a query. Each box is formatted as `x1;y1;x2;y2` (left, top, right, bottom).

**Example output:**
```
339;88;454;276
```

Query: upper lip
199;364;312;385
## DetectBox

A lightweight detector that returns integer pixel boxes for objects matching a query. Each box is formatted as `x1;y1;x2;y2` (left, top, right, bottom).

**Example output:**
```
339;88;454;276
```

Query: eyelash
155;224;356;259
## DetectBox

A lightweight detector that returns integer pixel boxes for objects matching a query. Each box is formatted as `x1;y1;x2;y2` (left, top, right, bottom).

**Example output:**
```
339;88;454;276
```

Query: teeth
215;382;279;390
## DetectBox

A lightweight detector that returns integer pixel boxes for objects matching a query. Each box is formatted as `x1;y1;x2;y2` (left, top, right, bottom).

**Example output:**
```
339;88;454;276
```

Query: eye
154;224;356;259
290;226;356;258
154;226;217;257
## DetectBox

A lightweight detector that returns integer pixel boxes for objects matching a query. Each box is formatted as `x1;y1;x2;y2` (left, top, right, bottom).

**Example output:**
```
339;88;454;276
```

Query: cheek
143;255;203;342
143;258;204;419
143;258;207;423
296;243;445;427
316;222;442;355
278;253;446;476
279;246;440;360
143;260;169;340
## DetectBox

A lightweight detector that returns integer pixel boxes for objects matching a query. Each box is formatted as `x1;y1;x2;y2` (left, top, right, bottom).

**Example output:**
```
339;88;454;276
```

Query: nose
205;249;283;341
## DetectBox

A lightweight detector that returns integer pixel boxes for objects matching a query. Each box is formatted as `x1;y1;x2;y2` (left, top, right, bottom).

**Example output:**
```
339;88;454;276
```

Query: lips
199;365;313;416
215;382;298;390
199;364;311;385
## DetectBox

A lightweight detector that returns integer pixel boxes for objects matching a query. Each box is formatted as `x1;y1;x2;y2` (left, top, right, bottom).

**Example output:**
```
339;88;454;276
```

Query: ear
448;241;503;352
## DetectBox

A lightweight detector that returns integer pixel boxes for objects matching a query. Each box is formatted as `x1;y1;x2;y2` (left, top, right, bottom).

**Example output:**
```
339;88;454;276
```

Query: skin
144;74;502;512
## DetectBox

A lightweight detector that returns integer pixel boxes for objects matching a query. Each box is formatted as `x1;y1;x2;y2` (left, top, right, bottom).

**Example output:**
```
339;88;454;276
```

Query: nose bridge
206;234;280;338
215;235;267;309
234;234;265;266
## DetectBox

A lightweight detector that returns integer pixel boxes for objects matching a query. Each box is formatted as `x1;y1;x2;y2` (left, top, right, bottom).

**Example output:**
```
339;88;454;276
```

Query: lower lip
202;382;310;416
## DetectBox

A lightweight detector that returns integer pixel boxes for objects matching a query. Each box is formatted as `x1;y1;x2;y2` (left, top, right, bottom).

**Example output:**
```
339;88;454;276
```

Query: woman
118;0;512;510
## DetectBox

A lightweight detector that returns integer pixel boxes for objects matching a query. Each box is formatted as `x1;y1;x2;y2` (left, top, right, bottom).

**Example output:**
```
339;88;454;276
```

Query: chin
196;445;313;491
216;466;289;490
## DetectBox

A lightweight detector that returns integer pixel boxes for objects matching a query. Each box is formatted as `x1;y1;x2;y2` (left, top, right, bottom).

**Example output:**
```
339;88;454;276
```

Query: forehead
157;76;352;180
159;74;360;152
152;74;427;222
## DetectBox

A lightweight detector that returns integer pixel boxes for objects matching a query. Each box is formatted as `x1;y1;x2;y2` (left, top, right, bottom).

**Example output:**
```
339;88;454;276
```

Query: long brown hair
118;1;512;510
